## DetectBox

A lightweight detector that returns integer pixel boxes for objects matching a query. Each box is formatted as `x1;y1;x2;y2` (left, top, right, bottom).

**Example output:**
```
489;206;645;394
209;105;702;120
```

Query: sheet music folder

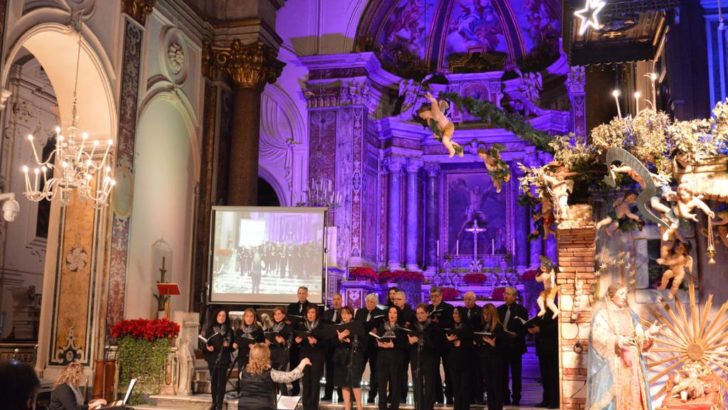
156;283;180;296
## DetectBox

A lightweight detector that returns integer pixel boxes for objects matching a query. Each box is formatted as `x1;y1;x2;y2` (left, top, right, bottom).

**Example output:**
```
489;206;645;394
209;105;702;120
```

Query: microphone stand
415;337;424;410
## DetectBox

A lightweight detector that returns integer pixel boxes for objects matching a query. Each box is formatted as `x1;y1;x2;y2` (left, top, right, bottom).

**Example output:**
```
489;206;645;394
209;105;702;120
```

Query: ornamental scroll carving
207;40;284;90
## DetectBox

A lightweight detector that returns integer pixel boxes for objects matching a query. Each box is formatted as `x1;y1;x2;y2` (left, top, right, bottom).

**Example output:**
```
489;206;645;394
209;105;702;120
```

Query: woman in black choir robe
234;308;265;377
446;307;474;410
477;303;507;410
408;303;443;410
265;306;292;395
204;308;234;410
334;306;365;410
295;304;328;410
375;306;406;410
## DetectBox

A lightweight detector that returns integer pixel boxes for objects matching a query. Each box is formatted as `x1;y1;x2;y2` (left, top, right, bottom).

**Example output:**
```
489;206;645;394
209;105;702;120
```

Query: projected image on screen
210;207;325;304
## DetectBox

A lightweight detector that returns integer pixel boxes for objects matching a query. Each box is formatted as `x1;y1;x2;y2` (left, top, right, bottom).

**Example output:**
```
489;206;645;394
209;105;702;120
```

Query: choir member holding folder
406;304;443;410
295;305;329;410
264;306;292;394
426;287;454;404
286;286;312;395
374;306;406;410
203;308;234;410
354;293;384;404
477;304;506;410
333;306;366;410
234;308;265;379
446;307;474;410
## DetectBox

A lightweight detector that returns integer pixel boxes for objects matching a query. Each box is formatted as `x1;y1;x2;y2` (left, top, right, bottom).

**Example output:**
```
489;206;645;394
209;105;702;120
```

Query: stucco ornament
167;42;184;74
66;246;88;272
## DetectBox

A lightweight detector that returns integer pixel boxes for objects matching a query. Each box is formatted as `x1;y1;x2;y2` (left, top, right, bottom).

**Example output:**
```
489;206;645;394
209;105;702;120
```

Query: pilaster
567;66;587;142
385;156;405;270
423;162;440;273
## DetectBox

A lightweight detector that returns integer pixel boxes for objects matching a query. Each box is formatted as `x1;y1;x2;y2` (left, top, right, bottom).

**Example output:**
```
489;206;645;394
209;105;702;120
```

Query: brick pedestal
556;206;596;410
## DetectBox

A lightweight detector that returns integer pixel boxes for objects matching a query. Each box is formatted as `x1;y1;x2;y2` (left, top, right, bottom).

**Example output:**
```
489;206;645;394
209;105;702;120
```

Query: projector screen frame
207;205;328;305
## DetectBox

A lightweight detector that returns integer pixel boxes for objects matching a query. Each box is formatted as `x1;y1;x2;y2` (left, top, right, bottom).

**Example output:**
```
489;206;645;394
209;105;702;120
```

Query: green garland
117;336;171;403
440;93;554;153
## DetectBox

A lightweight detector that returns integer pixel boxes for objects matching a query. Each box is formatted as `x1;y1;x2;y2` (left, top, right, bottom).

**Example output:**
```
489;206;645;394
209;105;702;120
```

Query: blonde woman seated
238;343;311;410
49;362;107;410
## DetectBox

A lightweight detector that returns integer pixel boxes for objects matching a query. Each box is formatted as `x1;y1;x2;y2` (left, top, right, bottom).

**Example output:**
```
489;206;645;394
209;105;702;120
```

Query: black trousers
470;358;483;403
502;349;523;403
400;349;410;401
480;352;504;410
271;347;290;395
301;351;324;410
538;351;560;406
448;350;471;410
433;350;453;402
376;350;402;410
411;350;438;410
208;361;230;410
323;344;342;398
362;345;378;401
288;347;301;395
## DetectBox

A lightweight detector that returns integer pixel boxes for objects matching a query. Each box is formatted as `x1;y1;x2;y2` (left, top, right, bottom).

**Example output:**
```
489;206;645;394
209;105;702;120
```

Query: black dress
203;324;234;410
375;321;406;410
476;322;507;410
408;320;443;410
235;324;265;373
446;321;474;410
354;307;384;402
296;320;328;410
238;370;277;410
265;320;292;393
332;321;365;389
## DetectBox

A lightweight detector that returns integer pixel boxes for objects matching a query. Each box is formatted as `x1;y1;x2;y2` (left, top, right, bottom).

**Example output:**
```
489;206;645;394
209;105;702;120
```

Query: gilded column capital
208;40;284;90
121;0;156;25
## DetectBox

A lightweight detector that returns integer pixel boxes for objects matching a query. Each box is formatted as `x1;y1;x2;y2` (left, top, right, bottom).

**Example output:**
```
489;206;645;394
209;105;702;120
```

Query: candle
456;240;459;256
647;72;657;107
512;238;515;254
491;239;495;255
612;90;622;119
436;240;440;258
634;91;641;114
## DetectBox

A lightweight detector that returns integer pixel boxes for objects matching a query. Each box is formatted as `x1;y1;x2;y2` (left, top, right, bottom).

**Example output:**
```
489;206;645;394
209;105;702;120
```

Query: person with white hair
354;293;384;404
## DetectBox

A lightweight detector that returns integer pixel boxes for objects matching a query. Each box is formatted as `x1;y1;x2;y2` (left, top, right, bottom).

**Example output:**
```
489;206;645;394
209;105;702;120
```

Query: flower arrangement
463;273;487;285
491;287;506;301
440;287;459;301
379;270;424;283
112;318;180;342
348;266;378;282
113;318;180;403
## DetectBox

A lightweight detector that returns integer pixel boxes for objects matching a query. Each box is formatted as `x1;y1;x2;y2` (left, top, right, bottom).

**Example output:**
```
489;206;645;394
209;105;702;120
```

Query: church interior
0;0;727;409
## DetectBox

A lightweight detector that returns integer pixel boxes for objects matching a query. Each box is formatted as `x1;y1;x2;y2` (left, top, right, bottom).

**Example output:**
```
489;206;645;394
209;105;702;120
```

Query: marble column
424;162;440;273
210;40;283;205
514;165;530;269
386;157;404;270
405;159;422;271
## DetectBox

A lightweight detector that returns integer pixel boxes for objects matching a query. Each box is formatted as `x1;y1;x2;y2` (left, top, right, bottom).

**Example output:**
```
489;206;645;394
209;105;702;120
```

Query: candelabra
297;176;341;209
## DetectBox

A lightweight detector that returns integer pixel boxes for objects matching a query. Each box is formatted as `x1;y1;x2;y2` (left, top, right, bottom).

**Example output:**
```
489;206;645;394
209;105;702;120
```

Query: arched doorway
257;177;281;206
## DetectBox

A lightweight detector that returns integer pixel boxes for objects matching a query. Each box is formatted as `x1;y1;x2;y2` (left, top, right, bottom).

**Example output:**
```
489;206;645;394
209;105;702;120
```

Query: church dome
356;0;562;78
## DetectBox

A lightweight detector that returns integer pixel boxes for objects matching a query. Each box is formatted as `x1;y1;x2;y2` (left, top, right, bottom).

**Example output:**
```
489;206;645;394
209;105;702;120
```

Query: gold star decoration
574;0;606;36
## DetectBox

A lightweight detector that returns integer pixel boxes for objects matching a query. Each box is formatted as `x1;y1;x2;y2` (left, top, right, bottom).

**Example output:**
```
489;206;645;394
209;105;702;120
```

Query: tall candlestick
612;90;622;119
634;91;641;114
436;240;440;259
512;238;515;254
456;240;459;256
647;72;658;108
491;239;495;255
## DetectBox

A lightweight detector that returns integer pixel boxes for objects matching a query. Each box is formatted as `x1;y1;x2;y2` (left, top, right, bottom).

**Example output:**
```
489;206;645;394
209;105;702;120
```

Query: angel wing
604;147;668;228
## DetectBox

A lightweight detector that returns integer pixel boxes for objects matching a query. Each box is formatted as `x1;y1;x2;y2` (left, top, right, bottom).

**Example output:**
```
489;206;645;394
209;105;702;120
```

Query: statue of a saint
587;283;660;410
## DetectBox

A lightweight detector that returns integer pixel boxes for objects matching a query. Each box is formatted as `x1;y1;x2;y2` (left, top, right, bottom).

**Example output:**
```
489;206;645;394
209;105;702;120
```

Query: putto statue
418;92;463;158
657;240;693;300
535;256;559;319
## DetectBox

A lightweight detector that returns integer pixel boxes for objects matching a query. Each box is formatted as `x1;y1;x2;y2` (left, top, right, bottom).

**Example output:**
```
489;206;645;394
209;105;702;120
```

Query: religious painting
444;170;507;258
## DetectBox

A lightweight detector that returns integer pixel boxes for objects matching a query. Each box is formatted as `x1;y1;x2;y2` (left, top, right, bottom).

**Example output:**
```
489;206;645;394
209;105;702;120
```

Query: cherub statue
477;145;511;193
536;256;559;319
662;184;715;241
418;92;463;158
541;164;576;223
530;195;556;239
596;191;642;235
657;240;693;300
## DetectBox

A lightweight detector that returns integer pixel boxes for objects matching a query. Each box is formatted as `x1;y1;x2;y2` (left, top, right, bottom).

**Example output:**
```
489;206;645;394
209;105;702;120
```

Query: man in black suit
354;293;384;404
286;286;312;395
497;286;529;406
528;308;560;409
394;290;415;403
426;286;454;404
322;293;343;401
463;291;483;404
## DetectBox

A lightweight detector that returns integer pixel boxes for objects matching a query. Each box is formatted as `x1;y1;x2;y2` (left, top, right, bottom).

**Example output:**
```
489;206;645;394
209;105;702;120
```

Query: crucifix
465;220;487;261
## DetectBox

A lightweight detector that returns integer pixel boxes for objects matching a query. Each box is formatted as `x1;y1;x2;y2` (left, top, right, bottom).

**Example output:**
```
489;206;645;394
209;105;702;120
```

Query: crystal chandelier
21;30;115;208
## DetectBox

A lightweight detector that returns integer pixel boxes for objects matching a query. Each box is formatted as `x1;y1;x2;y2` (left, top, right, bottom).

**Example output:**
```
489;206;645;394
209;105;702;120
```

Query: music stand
156;283;180;319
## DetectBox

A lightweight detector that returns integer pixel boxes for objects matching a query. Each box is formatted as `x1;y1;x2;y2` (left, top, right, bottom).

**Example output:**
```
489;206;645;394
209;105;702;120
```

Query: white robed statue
587;283;660;410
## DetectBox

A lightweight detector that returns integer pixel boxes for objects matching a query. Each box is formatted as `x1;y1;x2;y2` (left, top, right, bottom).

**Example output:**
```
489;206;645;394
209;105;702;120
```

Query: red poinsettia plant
440;287;460;301
521;268;541;281
112;318;180;342
349;266;379;282
379;270;425;283
491;287;506;301
463;273;487;285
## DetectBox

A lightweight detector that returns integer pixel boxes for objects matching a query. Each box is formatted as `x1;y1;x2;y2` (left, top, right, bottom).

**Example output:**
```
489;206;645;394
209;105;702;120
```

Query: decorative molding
207;40;284;90
167;42;184;74
121;0;156;25
423;161;440;177
304;80;372;110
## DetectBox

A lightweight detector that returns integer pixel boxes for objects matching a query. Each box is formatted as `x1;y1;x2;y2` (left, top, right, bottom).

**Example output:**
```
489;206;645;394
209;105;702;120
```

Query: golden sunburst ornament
648;281;728;401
